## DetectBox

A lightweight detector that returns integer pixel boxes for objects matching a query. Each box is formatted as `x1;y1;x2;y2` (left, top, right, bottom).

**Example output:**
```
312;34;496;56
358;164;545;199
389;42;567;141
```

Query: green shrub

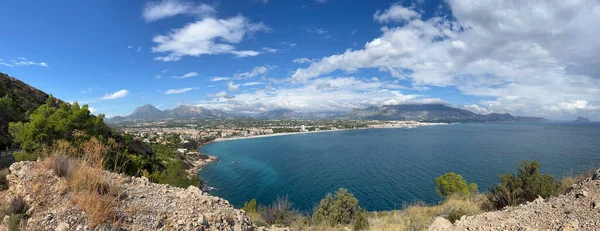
435;172;478;199
0;168;8;190
260;196;299;226
446;208;466;224
242;199;258;214
8;196;28;215
487;160;559;210
7;213;25;231
154;160;201;188
312;188;368;229
353;207;369;230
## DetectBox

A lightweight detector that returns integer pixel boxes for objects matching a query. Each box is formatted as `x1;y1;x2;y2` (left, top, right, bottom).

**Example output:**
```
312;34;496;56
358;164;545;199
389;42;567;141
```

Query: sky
1;0;599;120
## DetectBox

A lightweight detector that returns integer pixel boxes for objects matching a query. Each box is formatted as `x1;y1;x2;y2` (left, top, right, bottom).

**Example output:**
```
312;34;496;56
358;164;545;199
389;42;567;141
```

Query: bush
69;164;111;195
0;168;8;190
435;172;478;199
153;160;201;188
446;208;466;224
51;154;73;178
312;188;368;229
487;160;559;210
7;213;25;231
72;191;116;228
260;196;299;226
353;207;369;230
7;196;28;215
242;199;258;214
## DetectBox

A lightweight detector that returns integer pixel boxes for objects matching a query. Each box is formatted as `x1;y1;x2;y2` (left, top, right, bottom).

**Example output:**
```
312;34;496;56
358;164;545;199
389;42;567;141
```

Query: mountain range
109;104;230;122
111;103;551;123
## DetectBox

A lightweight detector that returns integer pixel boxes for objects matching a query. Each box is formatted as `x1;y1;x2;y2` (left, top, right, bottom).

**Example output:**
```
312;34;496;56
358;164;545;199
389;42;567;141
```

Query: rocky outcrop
1;161;274;231
431;169;600;230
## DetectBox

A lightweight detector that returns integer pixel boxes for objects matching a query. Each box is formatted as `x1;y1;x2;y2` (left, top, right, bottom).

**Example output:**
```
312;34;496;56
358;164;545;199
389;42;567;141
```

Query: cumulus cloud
373;4;421;23
143;0;215;22
242;82;264;87
100;90;129;100
207;91;228;98
171;72;198;79
164;87;193;94
291;0;600;118
293;58;314;64
235;66;274;79
0;57;48;67
228;82;240;91
200;77;438;113
151;15;269;61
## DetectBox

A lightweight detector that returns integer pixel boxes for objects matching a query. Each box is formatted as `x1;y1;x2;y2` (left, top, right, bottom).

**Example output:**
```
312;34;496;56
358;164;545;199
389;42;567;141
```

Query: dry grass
367;195;485;231
72;190;118;227
0;168;9;190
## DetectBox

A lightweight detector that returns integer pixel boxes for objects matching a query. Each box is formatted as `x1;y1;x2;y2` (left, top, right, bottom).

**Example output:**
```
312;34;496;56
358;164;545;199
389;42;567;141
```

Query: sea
199;123;600;211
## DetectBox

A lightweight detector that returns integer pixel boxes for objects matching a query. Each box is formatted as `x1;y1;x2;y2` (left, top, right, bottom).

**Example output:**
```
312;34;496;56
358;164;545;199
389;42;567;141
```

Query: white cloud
291;0;600;118
164;87;193;94
81;88;93;94
210;76;230;82
100;90;129;100
262;47;278;53
306;26;328;34
143;0;215;22
371;77;379;82
207;91;228;98
278;42;297;47
315;0;327;4
172;72;198;79
293;58;314;64
127;45;134;49
200;77;438;113
235;66;274;79
151;15;269;61
88;107;97;114
242;82;264;87
373;4;421;23
228;82;240;91
2;57;48;67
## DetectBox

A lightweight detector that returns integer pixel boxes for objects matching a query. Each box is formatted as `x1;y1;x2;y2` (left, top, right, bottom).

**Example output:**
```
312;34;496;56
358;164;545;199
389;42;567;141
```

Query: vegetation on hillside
7;97;199;189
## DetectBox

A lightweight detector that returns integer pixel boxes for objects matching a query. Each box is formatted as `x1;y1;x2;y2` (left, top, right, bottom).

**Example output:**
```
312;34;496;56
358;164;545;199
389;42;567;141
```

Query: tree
312;188;368;228
242;199;258;214
435;172;478;198
487;160;558;210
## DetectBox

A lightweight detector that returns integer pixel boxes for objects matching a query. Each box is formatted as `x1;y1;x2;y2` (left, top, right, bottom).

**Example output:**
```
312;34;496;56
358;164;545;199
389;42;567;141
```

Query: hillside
0;72;60;150
0;161;275;231
573;117;592;123
431;169;600;230
346;104;550;123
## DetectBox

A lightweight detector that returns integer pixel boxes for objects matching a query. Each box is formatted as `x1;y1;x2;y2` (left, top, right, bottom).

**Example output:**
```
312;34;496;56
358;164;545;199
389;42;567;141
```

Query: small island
573;117;591;123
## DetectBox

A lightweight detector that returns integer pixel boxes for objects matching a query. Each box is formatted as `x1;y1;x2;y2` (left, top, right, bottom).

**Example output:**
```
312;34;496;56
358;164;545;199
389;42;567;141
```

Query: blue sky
1;0;599;119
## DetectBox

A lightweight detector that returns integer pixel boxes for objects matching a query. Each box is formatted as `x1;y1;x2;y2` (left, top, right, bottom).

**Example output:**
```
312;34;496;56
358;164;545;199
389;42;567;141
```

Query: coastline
211;121;447;143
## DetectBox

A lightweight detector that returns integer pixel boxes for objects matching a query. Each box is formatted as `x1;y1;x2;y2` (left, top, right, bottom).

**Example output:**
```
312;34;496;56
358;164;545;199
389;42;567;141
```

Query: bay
199;123;600;211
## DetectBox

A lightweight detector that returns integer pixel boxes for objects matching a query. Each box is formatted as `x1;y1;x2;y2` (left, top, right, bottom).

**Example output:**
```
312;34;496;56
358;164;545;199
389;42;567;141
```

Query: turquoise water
199;123;600;211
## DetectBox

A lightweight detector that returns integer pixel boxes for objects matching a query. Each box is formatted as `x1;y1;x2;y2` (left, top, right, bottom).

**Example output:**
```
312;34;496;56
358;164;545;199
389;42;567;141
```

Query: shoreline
211;121;447;143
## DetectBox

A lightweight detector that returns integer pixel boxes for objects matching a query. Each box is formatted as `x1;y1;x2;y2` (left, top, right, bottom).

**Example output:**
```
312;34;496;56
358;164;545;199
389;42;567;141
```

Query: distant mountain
0;72;62;149
345;104;550;123
257;109;344;120
573;117;591;123
109;104;229;122
165;105;228;119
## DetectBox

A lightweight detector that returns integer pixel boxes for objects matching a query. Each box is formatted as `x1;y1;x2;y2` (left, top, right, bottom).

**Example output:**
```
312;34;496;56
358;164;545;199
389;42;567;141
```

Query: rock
198;214;208;226
56;222;70;231
429;217;452;231
576;191;589;198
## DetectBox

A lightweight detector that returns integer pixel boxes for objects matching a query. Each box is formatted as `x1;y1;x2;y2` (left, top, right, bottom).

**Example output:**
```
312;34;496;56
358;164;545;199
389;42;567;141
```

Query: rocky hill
430;169;600;230
0;72;61;150
109;104;230;122
346;104;550;123
0;161;283;231
573;117;592;123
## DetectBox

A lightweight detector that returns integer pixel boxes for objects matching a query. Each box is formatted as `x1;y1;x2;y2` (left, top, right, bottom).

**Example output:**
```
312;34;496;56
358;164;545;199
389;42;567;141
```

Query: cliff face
430;169;600;230
0;161;279;231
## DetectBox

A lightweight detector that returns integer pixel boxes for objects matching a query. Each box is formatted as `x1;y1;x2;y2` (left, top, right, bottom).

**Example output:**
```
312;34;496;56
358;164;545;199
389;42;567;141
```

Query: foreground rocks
0;161;278;231
430;170;600;230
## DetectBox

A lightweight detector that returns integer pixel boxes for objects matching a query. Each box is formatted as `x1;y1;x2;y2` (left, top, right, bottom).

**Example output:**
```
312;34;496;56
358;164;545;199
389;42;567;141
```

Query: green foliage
312;188;368;229
435;172;478;198
242;199;258;214
260;196;300;226
8;99;111;154
7;213;25;231
353;207;369;230
152;160;200;188
487;160;559;210
0;168;8;190
445;208;466;224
